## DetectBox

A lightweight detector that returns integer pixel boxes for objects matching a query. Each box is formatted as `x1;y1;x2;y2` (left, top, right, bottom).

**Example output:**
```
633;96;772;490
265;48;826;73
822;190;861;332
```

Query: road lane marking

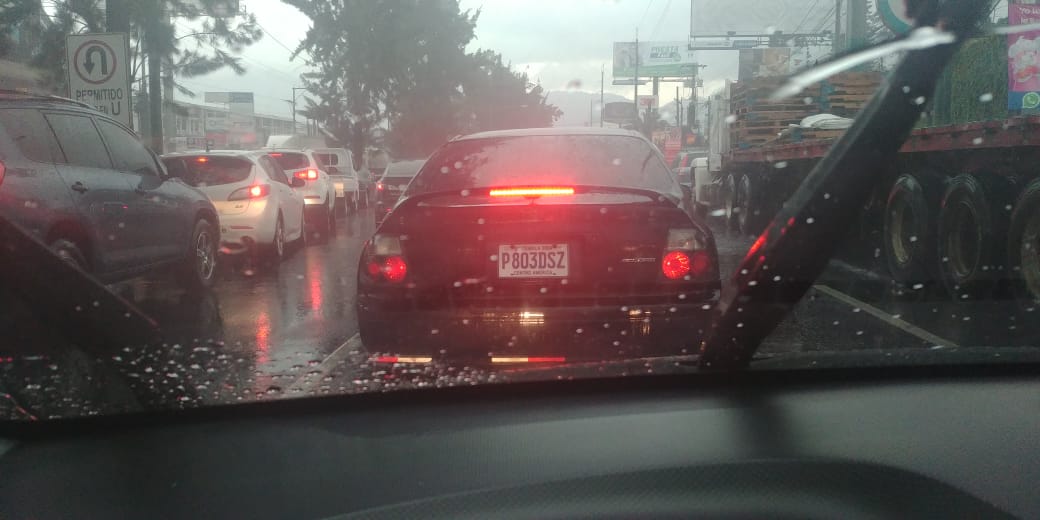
289;333;364;393
814;284;961;348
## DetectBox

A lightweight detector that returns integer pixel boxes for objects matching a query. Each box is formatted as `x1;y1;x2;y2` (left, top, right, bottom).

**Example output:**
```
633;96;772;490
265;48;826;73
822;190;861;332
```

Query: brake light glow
269;152;283;157
662;251;691;280
377;182;384;191
489;187;575;198
374;356;433;364
384;256;408;282
0;160;5;186
195;156;209;163
295;169;319;180
491;356;566;364
228;184;271;201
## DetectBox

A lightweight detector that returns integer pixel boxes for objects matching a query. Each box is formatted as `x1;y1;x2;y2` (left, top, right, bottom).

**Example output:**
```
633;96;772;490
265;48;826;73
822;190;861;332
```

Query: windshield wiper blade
698;0;993;371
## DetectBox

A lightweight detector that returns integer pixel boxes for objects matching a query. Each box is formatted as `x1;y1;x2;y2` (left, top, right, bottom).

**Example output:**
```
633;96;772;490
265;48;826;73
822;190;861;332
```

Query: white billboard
613;41;699;78
691;0;833;36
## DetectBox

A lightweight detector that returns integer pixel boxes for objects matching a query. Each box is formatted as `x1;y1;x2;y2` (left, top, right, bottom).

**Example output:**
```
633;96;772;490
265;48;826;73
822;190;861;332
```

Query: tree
288;0;560;161
1;0;262;144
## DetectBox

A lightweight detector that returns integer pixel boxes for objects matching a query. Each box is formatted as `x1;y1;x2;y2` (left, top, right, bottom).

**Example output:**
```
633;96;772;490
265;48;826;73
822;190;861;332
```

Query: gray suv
0;92;220;291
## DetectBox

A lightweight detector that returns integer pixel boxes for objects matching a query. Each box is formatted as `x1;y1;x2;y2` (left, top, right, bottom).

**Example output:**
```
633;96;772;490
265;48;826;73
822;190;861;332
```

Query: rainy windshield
270;152;309;171
1;0;1038;421
404;135;680;198
163;156;254;187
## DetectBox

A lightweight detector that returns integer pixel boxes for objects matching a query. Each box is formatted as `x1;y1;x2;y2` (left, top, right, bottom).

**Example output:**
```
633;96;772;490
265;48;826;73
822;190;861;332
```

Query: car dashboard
0;365;1037;519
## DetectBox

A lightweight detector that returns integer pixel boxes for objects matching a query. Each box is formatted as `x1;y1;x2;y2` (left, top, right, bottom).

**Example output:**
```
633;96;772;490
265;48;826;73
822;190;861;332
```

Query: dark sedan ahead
358;128;721;364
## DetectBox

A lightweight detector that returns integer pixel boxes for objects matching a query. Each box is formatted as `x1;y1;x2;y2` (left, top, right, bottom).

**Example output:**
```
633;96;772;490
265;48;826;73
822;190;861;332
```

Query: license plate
498;244;569;278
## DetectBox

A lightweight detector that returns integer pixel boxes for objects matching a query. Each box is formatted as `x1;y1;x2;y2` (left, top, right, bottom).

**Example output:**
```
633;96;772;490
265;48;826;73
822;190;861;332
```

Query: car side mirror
291;177;306;188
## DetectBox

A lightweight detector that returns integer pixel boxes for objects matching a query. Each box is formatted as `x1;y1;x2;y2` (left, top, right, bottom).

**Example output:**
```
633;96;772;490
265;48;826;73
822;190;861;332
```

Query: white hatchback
268;150;339;239
162;151;307;261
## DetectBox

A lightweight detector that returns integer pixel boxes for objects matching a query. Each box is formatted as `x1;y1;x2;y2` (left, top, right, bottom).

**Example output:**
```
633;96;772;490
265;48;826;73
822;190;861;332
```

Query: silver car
162;150;307;261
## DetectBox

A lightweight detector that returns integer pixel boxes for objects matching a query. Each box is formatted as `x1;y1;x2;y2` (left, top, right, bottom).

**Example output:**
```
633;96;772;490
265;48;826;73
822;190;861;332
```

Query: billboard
613;41;699;78
691;0;831;36
1008;3;1040;110
738;48;792;81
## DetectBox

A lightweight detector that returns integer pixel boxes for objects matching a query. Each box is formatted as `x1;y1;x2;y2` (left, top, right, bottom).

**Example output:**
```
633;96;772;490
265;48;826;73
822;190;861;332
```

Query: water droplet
736;322;744;328
1005;204;1013;211
540;287;548;294
453;281;463;288
453;161;463;169
747;280;758;286
91;300;100;307
725;114;737;124
902;85;911;93
803;96;814;105
979;92;994;102
460;189;471;197
856;330;864;336
611;158;622;166
669;307;677;313
912;283;924;290
600;207;608;214
806;217;815;224
701;304;711;310
439;166;449;174
972;137;983;145
485;286;494;293
852;308;861;313
430;329;439;335
832;320;840;326
774;161;788;169
823;193;831;199
678;293;687;300
773;275;782;282
575;328;583;334
913;96;926;105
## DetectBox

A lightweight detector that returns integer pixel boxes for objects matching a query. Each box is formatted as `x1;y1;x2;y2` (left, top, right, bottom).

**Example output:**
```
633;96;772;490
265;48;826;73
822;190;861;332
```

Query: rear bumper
357;299;717;361
218;201;278;253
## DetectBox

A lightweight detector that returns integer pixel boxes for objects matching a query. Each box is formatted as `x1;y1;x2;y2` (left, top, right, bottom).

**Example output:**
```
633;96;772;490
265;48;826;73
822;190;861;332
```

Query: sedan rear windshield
270;152;308;170
404;135;680;198
162;156;252;187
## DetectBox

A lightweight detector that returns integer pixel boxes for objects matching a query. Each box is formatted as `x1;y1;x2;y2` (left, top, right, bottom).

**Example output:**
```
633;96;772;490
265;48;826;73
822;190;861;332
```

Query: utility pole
848;0;868;51
291;86;308;134
600;63;604;128
105;0;129;33
634;31;640;115
833;0;843;55
147;23;163;153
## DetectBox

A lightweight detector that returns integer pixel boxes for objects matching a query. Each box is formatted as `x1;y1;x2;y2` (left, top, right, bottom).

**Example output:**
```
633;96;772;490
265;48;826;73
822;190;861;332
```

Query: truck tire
722;173;740;232
882;173;942;287
737;174;763;235
1007;179;1040;304
937;174;1002;300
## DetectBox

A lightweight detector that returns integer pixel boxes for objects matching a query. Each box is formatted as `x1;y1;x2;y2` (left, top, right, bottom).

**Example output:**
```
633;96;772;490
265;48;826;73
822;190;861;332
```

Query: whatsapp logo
1024;92;1040;109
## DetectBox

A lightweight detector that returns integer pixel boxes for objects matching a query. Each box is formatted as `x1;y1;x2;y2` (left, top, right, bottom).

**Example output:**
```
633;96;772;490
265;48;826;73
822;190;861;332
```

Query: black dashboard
0;365;1037;519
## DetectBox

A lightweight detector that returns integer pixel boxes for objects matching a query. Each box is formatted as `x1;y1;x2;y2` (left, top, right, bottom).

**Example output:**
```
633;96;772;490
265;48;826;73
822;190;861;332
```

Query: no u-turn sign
66;33;132;128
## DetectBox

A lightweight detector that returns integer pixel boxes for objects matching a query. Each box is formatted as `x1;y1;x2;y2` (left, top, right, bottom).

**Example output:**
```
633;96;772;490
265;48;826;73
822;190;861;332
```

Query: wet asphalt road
5;206;1039;417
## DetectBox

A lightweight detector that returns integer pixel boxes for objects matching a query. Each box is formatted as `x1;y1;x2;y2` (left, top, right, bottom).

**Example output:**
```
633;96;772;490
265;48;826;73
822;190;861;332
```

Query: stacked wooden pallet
728;72;883;148
817;72;883;118
729;78;821;148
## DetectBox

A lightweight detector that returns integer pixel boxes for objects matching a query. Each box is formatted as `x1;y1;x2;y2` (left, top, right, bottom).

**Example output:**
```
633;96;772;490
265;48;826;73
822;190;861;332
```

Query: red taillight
228;184;270;201
0;160;5;186
374;356;432;364
384;256;407;282
377;182;384;191
295;169;318;180
269;152;283;157
195;156;208;163
489;186;575;198
662;251;691;280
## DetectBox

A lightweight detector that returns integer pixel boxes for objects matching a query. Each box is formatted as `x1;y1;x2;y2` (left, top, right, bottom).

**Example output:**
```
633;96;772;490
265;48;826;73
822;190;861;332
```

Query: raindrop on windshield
460;189;470;197
912;283;925;290
806;217;815;224
914;96;927;105
972;137;984;145
902;85;911;93
979;92;994;102
439;166;449;174
724;114;737;124
612;158;622;166
774;161;788;169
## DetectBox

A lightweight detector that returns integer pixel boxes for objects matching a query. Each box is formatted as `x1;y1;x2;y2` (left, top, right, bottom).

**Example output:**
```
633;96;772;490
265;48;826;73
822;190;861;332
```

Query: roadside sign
876;0;913;35
66;33;131;127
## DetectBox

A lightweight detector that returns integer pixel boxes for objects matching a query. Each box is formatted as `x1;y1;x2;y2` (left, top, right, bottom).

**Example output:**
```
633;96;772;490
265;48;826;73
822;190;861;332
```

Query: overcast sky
173;1;843;119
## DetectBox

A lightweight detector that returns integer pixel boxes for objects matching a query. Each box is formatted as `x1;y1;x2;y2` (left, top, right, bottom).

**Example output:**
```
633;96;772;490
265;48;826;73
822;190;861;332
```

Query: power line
792;0;823;34
255;21;303;60
649;0;673;41
638;0;656;32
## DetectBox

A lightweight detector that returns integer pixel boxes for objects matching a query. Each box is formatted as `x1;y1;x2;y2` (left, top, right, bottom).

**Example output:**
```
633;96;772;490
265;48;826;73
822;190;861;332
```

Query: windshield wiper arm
698;0;993;371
